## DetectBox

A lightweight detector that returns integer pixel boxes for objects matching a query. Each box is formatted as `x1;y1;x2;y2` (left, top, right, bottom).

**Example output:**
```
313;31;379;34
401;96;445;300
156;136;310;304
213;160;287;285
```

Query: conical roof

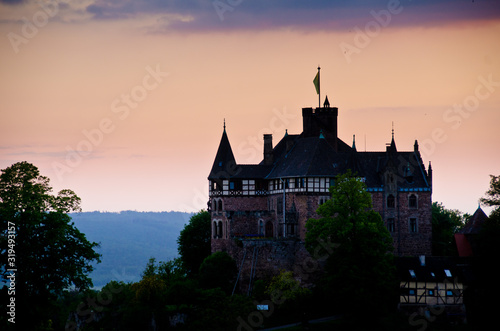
460;206;488;235
208;127;239;179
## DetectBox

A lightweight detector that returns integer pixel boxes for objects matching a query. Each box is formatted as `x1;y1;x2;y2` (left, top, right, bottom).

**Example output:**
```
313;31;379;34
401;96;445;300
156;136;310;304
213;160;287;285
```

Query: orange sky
1;1;499;215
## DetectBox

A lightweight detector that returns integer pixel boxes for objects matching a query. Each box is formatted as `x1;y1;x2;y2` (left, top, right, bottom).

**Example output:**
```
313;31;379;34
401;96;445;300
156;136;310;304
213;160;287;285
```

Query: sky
1;0;499;216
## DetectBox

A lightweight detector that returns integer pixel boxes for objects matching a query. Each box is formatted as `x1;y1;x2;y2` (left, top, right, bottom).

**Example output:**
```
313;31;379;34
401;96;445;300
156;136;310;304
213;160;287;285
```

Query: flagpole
317;66;321;108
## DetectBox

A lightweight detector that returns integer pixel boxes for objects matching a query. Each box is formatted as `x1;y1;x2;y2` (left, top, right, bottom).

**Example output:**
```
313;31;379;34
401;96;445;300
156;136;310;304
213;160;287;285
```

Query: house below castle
209;100;433;265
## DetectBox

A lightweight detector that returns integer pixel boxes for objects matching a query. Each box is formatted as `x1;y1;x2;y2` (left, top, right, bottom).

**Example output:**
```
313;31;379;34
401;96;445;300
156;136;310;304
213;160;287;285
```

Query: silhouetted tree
177;210;211;274
305;171;397;323
431;202;468;256
0;161;101;330
198;251;237;294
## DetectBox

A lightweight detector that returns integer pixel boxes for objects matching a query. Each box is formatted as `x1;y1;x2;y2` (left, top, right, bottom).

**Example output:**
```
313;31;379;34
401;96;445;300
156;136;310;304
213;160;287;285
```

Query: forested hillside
70;211;192;288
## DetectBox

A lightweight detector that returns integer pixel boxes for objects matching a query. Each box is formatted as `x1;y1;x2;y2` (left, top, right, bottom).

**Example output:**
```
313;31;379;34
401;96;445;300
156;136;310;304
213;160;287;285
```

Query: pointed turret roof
389;126;397;152
208;124;239;179
460;206;488;235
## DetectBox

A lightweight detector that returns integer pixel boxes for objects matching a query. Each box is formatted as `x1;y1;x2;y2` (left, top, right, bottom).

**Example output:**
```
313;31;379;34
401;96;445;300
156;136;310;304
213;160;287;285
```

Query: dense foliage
4;162;495;330
0;162;101;330
305;171;398;323
177;210;211;275
431;202;468;256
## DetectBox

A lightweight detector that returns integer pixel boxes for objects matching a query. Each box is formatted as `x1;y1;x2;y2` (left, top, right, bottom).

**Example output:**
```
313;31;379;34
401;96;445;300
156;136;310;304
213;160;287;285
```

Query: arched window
259;220;264;236
218;200;223;213
218;221;223;238
409;194;417;209
213;221;217;239
387;194;395;209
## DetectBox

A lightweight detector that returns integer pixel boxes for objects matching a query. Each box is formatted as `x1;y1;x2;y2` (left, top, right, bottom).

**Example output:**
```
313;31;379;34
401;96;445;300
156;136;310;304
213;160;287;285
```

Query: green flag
313;71;320;94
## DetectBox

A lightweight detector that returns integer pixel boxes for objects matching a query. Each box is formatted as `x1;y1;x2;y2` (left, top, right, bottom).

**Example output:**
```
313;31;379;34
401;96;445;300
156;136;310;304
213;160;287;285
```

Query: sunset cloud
1;0;499;214
2;0;500;31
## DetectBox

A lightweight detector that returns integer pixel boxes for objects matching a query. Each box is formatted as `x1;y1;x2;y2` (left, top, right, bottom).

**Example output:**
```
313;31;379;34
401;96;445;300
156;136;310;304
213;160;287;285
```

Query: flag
313;71;320;94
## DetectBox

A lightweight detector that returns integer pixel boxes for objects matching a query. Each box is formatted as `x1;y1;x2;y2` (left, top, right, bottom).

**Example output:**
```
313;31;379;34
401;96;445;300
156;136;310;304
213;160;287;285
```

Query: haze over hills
69;211;192;289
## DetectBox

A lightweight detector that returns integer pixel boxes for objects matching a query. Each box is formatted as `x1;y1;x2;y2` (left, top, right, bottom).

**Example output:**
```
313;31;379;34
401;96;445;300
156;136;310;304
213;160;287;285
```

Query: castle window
277;197;283;212
295;177;305;188
319;196;329;205
259;220;264;236
265;221;273;238
229;180;242;191
387;194;395;209
213;221;217;239
218;221;223;238
256;180;266;191
387;218;395;233
218;200;223;213
409;218;418;233
409;194;417;209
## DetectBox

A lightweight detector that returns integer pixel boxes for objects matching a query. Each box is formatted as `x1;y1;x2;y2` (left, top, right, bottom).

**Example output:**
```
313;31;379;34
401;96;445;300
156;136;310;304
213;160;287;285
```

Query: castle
208;99;433;287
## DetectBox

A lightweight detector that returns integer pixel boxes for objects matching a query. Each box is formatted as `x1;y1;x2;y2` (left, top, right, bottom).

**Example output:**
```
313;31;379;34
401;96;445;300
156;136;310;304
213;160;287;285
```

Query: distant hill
69;211;192;289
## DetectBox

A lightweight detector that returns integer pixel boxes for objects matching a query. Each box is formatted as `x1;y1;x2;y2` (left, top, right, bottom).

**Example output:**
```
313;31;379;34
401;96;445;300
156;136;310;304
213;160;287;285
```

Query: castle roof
459;206;488;235
208;126;239;179
208;107;431;191
396;256;471;283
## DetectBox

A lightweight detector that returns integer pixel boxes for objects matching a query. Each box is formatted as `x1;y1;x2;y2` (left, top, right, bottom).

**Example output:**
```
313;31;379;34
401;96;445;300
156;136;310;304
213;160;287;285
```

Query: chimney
263;134;273;165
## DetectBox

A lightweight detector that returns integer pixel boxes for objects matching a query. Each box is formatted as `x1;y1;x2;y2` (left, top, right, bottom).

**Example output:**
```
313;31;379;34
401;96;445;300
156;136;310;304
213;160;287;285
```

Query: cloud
0;0;25;4
2;0;500;31
86;0;500;31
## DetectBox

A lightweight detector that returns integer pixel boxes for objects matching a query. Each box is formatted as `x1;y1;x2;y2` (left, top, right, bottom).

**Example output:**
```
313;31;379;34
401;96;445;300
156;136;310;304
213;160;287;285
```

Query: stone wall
372;191;432;256
212;238;327;294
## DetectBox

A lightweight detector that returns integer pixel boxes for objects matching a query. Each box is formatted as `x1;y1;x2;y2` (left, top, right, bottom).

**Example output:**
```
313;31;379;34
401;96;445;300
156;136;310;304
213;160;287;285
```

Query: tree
177;210;211;274
467;175;500;329
305;171;397;322
431;202;468;256
0;161;101;330
198;251;237;294
481;174;500;218
477;174;500;257
265;270;312;321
